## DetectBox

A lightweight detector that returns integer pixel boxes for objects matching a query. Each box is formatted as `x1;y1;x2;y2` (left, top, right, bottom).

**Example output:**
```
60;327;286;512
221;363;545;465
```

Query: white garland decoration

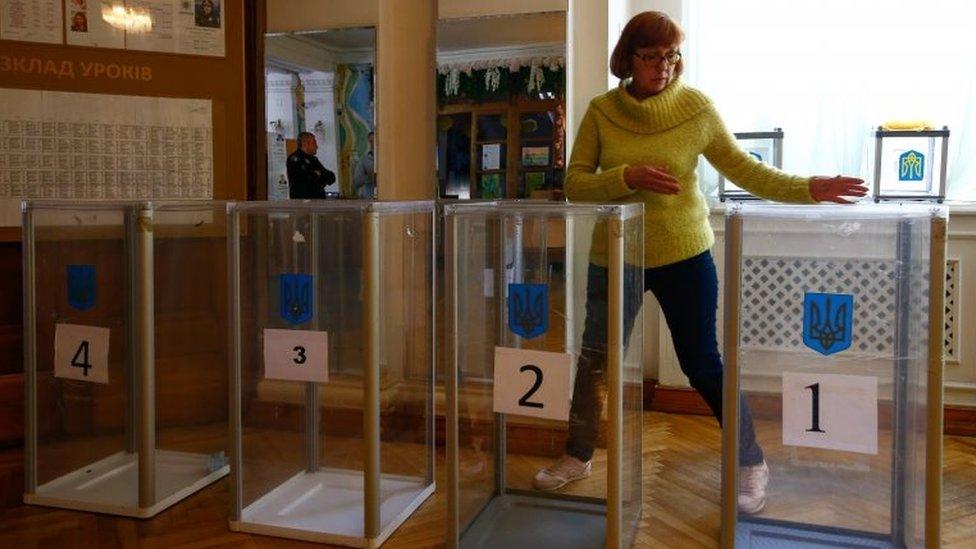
484;67;501;92
437;55;565;75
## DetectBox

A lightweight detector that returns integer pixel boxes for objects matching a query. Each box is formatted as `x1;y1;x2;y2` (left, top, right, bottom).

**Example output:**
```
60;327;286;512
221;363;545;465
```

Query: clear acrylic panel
152;202;230;502
24;200;229;517
721;134;781;198
878;135;944;197
230;201;434;546
28;202;130;509
727;203;943;548
447;201;643;548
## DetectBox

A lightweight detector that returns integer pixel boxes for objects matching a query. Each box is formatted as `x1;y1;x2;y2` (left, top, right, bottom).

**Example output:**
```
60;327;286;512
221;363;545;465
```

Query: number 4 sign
54;323;110;384
493;346;572;422
263;328;328;383
782;372;878;455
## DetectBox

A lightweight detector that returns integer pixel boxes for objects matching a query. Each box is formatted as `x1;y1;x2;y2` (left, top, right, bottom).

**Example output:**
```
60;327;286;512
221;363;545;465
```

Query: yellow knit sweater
566;79;815;268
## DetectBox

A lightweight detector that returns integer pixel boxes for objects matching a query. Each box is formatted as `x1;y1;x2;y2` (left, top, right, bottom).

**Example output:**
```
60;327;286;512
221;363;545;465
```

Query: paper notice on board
66;0;126;48
0;0;63;44
175;0;224;56
267;132;290;200
124;0;176;53
125;0;224;56
482;143;501;171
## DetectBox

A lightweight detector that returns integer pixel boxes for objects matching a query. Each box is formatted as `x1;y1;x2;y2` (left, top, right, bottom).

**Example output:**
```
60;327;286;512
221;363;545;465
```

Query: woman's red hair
610;11;685;79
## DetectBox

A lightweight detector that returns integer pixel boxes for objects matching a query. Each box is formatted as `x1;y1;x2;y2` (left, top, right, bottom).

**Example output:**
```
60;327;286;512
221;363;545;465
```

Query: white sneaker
532;455;592;491
737;460;769;515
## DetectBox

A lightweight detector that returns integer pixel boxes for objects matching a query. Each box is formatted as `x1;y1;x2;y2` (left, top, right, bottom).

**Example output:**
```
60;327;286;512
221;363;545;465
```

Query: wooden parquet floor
0;411;973;548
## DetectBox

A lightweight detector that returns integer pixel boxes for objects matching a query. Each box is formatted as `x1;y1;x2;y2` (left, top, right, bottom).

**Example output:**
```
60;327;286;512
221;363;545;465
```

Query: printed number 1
71;340;92;377
805;382;826;433
292;346;307;365
518;364;544;409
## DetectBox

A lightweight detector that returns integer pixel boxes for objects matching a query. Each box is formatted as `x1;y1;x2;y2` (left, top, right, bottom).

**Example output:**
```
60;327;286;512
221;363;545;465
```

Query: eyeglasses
633;51;681;66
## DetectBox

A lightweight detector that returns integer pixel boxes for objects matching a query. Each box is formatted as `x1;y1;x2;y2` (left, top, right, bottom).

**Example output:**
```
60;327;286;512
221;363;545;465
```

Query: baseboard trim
645;382;712;416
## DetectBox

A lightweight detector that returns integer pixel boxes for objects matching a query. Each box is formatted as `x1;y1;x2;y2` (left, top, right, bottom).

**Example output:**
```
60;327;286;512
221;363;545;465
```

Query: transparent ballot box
444;201;644;549
23;200;230;518
872;127;949;203
719;129;784;202
721;203;946;548
227;201;435;547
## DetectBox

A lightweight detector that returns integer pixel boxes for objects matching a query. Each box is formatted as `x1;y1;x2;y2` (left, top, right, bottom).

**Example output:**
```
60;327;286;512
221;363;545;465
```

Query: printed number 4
805;382;826;433
71;340;92;377
292;346;307;365
518;364;544;409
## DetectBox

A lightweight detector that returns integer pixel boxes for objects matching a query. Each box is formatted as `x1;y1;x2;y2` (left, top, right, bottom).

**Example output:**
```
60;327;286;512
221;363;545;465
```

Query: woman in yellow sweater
532;12;867;514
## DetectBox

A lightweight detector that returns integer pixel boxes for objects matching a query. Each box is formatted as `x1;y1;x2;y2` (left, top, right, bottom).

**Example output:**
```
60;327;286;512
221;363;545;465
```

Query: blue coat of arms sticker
66;265;96;312
508;283;548;339
898;150;924;182
802;292;854;356
279;273;313;325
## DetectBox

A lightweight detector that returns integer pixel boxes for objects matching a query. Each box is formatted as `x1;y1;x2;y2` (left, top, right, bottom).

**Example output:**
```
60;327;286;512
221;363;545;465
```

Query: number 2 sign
263;328;328;383
493;346;572;421
54;323;110;384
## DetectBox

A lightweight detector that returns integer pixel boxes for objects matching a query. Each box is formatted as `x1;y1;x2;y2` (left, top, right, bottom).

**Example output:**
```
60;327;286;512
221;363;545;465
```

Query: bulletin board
0;0;246;237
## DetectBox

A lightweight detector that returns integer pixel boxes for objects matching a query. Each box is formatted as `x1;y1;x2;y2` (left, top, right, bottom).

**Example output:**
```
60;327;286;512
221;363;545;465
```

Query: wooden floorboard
0;411;973;548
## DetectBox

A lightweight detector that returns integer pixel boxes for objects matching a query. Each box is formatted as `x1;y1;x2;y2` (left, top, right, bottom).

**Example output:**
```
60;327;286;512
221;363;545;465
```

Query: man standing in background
287;132;336;199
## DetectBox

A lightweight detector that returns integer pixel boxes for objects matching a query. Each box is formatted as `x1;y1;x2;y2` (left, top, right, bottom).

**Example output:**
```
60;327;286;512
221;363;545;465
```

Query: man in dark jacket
287;132;336;199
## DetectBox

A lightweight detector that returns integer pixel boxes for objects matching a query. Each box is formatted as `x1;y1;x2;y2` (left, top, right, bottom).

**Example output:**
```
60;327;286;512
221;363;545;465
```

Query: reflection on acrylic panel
265;27;376;198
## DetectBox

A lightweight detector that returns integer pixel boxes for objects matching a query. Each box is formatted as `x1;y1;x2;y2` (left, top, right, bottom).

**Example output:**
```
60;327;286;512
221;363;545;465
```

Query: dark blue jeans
566;251;764;466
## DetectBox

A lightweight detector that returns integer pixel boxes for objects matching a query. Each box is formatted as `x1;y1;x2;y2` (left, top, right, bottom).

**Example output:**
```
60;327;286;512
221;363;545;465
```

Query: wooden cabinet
437;98;565;199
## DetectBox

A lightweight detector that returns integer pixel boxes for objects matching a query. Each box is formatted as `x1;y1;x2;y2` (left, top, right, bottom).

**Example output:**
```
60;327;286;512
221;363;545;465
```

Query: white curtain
681;0;976;200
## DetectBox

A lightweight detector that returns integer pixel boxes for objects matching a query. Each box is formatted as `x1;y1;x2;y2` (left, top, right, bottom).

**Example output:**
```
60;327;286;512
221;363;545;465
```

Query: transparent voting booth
227;201;435;547
873;127;949;203
719;129;784;202
445;201;644;549
722;203;946;548
23;200;230;518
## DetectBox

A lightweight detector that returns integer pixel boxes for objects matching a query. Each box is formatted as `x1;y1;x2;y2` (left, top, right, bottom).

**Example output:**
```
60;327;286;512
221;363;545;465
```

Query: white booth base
461;493;608;549
231;468;434;548
25;449;229;518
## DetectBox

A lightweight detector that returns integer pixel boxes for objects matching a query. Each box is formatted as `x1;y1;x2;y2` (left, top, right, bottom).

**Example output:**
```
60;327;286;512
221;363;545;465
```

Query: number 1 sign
782;372;878;455
493;346;572;422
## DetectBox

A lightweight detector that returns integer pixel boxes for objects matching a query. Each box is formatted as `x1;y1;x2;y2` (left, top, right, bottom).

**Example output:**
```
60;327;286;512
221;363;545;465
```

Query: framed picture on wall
521;146;550;167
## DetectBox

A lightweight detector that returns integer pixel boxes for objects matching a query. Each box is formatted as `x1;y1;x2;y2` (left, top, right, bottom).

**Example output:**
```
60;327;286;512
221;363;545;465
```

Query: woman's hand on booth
809;176;868;204
624;165;681;194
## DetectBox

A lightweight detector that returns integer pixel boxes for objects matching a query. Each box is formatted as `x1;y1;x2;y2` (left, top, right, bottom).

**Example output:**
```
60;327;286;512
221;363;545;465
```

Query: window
682;0;976;200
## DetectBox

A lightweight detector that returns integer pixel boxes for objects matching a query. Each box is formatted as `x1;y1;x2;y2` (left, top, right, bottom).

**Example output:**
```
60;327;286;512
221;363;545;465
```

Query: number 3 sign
493;346;572;421
263;328;328;383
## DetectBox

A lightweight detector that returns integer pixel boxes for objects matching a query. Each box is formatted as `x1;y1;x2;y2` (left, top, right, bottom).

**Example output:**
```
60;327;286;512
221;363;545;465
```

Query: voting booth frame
720;204;947;548
226;201;436;548
444;201;644;549
22;200;230;518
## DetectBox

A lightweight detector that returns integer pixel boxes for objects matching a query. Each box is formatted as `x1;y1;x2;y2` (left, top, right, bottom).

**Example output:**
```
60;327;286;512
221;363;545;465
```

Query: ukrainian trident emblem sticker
802;292;854;356
279;274;313;325
66;265;96;312
508;283;548;339
898;150;924;182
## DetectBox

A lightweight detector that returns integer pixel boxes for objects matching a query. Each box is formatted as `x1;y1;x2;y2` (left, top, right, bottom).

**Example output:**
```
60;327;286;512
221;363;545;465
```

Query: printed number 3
518;364;544;409
292;346;307;365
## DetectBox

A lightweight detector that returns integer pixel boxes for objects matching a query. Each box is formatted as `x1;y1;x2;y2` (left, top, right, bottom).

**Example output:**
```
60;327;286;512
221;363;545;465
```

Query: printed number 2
805;382;826;433
518;364;544;409
292;346;307;365
71;340;92;377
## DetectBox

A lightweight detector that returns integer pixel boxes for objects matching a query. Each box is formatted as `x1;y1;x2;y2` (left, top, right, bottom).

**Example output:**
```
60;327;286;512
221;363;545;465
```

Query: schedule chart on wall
0;87;213;225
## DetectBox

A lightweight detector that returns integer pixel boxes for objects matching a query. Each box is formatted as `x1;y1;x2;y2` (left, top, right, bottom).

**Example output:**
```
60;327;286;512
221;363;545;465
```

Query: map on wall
0;87;213;226
0;0;225;57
